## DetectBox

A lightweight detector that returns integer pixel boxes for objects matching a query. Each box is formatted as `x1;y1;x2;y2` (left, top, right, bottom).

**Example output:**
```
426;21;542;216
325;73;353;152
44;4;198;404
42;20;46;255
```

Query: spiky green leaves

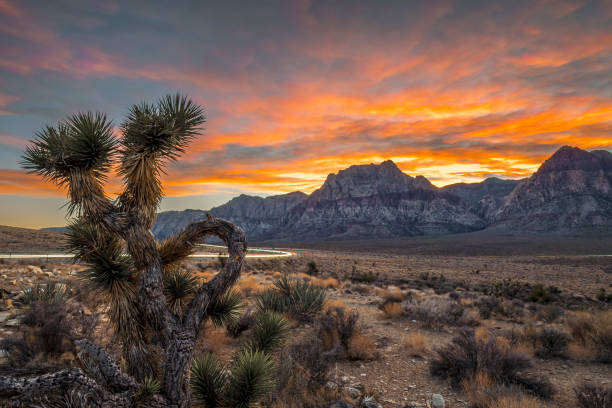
209;289;243;327
21;282;70;305
121;94;205;160
255;275;326;322
137;375;161;400
191;353;227;408
225;349;274;408
118;94;205;219
22;112;115;184
191;350;274;408
67;222;134;290
163;268;197;315
245;312;289;353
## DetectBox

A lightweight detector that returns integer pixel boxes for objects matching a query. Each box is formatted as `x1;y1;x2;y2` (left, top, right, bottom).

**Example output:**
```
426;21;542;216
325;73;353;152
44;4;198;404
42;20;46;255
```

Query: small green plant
596;288;612;303
163;268;197;314
21;281;70;305
353;272;377;283
306;261;319;276
528;284;560;304
137;376;161;400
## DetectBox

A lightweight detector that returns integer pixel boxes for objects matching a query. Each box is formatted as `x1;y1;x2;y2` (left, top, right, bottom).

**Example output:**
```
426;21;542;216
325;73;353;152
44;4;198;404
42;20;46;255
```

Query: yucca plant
163;267;198;315
256;275;326;322
138;376;161;400
21;281;70;305
246;311;289;353
4;95;252;408
191;349;274;408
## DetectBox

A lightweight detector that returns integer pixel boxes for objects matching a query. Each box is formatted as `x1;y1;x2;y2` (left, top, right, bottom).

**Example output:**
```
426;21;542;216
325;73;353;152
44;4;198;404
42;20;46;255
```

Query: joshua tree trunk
0;216;247;407
4;95;251;407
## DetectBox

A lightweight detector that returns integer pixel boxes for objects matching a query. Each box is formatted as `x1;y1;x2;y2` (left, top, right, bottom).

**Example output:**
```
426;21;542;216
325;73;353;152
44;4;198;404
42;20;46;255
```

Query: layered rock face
209;192;307;239
276;161;484;239
442;177;523;220
152;146;612;240
493;146;612;231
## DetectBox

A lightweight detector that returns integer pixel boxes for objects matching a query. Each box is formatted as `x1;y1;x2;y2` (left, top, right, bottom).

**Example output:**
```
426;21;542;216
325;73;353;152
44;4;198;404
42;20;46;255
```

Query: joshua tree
0;95;264;407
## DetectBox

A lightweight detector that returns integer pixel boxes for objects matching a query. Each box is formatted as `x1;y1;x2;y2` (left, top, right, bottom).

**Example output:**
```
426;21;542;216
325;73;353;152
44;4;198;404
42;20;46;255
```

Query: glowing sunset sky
0;0;611;228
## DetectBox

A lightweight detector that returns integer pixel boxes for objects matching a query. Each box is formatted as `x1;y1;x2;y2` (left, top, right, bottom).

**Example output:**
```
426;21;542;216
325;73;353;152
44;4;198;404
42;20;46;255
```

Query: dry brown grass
462;372;542;408
489;395;542;408
204;327;233;356
568;341;597;361
347;334;376;360
565;309;612;363
402;331;429;357
312;277;340;289
380;301;403;318
237;275;265;297
375;287;404;303
462;372;498;408
324;298;347;312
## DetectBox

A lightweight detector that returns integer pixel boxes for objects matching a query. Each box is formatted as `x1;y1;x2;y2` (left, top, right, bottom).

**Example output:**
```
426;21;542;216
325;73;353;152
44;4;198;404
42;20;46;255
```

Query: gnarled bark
0;215;247;408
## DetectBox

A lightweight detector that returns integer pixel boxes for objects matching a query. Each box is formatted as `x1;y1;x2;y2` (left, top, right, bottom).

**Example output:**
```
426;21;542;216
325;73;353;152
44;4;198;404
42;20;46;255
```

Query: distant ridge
45;146;612;241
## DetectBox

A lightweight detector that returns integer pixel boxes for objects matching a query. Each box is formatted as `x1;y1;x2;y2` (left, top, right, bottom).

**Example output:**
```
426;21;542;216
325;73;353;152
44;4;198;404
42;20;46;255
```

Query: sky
1;0;611;228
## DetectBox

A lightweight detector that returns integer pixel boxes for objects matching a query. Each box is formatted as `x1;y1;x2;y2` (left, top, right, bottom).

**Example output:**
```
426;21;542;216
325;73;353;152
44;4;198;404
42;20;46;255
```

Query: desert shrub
0;300;75;372
592;313;612;363
566;310;612;363
489;394;544;408
380;300;402;318
536;304;564;323
352;271;377;283
376;287;404;303
596;288;612;303
264;336;336;407
346;334;376;361
476;296;499;319
527;284;560;304
534;326;569;358
312;277;340;289
286;335;333;386
316;307;360;355
21;281;70;305
487;279;524;299
567;311;596;345
430;329;553;399
402;297;476;330
306;261;319;276
402;332;429;357
574;383;612;408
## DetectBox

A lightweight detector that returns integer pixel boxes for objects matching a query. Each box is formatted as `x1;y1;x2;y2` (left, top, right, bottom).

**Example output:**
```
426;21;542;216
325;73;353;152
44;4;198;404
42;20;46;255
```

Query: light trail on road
0;244;296;259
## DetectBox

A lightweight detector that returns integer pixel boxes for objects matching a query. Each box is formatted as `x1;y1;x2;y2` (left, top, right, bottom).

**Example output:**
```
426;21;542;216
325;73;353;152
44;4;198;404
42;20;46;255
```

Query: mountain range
133;146;611;241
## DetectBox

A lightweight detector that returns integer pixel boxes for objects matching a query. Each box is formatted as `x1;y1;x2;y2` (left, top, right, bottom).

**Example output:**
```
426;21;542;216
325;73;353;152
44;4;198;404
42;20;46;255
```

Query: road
0;244;296;259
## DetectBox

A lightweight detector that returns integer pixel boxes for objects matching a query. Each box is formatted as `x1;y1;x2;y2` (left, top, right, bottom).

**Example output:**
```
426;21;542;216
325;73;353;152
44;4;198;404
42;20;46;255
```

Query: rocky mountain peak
538;145;612;174
314;160;435;201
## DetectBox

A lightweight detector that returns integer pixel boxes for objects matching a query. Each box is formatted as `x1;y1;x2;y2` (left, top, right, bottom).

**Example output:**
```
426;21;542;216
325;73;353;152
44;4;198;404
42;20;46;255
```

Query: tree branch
181;215;247;330
76;339;138;393
158;213;245;267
